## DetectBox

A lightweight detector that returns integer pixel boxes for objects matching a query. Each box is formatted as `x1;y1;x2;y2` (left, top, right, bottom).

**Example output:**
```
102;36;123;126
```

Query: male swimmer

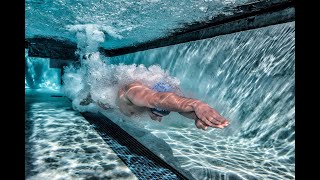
80;80;229;130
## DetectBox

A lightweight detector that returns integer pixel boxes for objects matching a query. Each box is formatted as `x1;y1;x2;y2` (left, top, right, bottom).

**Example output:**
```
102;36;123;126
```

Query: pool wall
106;22;295;156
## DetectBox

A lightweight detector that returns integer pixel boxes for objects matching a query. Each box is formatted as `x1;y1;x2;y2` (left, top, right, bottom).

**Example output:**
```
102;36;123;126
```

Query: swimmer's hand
193;102;230;130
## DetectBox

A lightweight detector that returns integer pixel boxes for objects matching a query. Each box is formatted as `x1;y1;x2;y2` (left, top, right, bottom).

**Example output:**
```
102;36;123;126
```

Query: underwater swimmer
81;81;229;130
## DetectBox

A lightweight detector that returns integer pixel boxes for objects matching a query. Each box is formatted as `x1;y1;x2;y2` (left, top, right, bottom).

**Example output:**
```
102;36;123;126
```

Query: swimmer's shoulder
126;81;144;88
125;81;150;92
117;87;132;105
117;82;143;105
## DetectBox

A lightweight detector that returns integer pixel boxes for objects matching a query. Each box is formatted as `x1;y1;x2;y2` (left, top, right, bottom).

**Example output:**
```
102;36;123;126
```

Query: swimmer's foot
80;94;94;106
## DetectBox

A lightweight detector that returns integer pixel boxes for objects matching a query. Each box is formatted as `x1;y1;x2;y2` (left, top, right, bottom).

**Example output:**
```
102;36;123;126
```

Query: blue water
26;0;251;48
25;0;295;179
25;49;61;90
105;22;295;179
108;22;295;147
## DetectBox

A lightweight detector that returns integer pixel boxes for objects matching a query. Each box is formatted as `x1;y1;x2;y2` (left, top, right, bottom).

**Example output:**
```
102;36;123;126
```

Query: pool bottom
81;111;190;180
101;105;295;180
25;89;137;180
25;89;294;179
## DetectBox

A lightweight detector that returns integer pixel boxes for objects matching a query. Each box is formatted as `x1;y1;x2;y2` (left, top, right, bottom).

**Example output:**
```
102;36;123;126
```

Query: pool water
103;22;295;179
25;0;295;179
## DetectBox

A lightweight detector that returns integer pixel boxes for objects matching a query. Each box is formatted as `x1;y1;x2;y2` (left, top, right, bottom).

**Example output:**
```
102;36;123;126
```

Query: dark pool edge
80;111;195;180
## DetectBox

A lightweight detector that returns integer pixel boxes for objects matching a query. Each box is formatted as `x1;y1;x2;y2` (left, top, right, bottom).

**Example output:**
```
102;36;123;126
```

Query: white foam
62;24;180;113
63;54;180;112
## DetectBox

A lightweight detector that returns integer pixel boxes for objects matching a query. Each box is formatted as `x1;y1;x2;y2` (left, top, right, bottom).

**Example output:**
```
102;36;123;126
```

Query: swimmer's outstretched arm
125;82;229;129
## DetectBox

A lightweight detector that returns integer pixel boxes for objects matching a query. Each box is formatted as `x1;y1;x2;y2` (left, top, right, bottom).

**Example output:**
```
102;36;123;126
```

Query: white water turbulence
25;49;61;90
108;22;295;179
62;24;180;114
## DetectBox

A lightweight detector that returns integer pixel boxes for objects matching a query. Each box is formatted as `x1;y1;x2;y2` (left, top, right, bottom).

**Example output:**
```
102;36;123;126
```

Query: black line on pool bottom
81;112;189;180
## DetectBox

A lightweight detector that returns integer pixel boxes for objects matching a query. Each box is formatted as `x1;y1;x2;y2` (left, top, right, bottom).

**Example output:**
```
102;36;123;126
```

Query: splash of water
62;24;180;113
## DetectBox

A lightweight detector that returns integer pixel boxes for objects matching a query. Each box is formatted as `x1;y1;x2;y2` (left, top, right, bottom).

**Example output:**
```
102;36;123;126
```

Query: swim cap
152;81;175;93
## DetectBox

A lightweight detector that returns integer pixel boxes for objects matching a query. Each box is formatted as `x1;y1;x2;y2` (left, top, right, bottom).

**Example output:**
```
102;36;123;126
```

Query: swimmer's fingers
200;113;221;126
206;120;228;129
207;116;230;127
196;113;214;126
199;112;229;129
214;115;229;125
201;117;219;127
195;119;226;130
195;120;208;130
197;113;224;128
208;117;230;128
214;112;229;124
202;115;229;129
205;109;229;125
194;104;230;128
